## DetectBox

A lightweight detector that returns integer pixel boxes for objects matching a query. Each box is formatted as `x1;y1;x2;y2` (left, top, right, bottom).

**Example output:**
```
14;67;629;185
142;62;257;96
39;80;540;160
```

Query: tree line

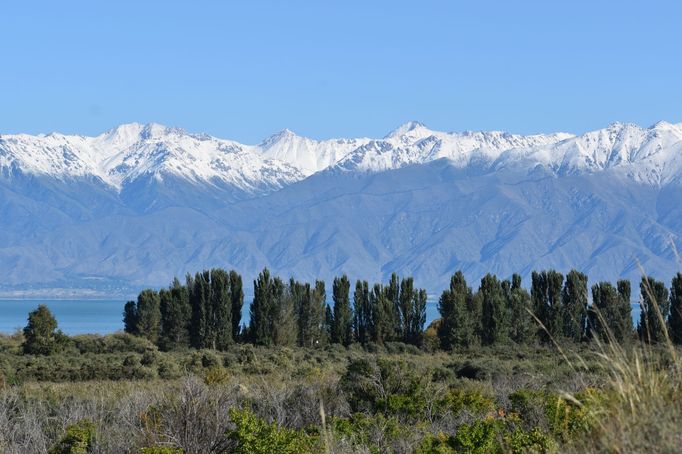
119;268;682;352
122;268;428;350
437;270;682;349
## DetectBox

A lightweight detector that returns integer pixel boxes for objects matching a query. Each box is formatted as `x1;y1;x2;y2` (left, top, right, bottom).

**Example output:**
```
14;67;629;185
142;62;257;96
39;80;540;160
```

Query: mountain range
1;120;681;297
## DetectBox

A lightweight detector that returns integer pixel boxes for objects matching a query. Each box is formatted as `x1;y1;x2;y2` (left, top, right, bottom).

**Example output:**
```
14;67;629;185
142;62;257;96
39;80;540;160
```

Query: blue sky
2;1;681;142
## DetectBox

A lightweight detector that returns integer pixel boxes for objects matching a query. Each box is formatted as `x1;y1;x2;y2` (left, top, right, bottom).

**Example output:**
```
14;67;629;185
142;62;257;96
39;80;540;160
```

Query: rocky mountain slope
1;120;680;295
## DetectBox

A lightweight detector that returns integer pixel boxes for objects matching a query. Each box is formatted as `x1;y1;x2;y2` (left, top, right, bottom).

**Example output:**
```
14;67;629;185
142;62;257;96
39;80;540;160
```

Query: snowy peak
384;121;431;139
0;123;304;193
2;120;682;194
256;129;371;175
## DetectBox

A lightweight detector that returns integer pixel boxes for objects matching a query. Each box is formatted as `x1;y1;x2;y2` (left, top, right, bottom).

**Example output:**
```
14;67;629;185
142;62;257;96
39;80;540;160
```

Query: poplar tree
372;284;395;344
230;270;244;340
189;270;211;349
479;273;508;345
437;271;475;349
354;280;372;345
294;279;326;347
272;278;296;347
159;277;191;350
135;289;161;344
408;288;427;345
249;268;278;346
211;268;233;350
616;279;633;342
123;301;138;335
668;273;682;344
562;270;588;342
531;270;564;341
589;281;632;343
397;277;415;343
332;275;353;346
637;276;670;343
311;280;327;345
507;275;535;344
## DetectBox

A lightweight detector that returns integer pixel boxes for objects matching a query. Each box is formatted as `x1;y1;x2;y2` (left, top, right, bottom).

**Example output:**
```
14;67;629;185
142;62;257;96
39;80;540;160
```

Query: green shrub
49;419;96;454
545;393;591;442
503;427;555;453
227;408;316;453
453;419;500;453
203;366;230;385
157;357;182;379
341;357;428;415
416;432;456;453
439;387;495;417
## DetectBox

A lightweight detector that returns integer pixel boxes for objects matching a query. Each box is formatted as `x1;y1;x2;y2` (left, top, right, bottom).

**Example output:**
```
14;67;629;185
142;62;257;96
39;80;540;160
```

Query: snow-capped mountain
0;120;681;295
0;123;304;193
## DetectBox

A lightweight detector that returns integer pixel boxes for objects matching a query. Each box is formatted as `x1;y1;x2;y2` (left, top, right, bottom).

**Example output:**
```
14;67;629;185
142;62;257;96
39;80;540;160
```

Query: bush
227;408;316;453
157;357;182;379
49;419;96;454
439;387;495;417
453;419;500;453
72;332;156;354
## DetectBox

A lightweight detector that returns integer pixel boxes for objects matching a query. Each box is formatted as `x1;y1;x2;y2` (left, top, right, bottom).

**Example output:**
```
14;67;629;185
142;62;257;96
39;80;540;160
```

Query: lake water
0;299;639;336
0;299;126;335
0;298;442;335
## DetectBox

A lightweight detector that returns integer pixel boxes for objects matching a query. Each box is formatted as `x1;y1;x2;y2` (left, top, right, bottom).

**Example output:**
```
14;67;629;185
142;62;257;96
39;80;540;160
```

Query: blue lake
0;299;441;335
0;299;640;336
0;299;126;335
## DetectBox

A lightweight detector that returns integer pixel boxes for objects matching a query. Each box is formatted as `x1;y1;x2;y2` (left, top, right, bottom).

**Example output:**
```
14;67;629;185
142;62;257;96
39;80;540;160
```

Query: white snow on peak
2;120;682;192
384;121;431;139
257;129;371;175
0;123;303;192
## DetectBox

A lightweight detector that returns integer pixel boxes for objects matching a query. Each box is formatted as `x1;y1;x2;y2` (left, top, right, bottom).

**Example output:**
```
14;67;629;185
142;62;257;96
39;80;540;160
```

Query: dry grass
550;274;682;453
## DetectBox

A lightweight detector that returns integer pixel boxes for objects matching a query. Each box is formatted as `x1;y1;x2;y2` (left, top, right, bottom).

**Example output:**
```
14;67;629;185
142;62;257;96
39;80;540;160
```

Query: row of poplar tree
437;270;682;349
123;267;682;351
123;268;428;350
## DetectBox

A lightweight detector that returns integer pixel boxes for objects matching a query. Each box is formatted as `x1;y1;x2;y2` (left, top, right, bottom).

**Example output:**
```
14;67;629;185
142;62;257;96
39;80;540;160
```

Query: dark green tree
211;268;233;350
159;277;191;350
324;303;334;345
353;280;372;345
372;284;395;344
135;289;161;344
397;277;414;343
408;288;427;345
23;304;67;355
230;270;244;340
332;275;353;346
669;273;682;345
531;270;564;342
293;279;326;347
637;276;670;343
479;274;508;345
273;279;297;347
562;270;588;342
386;273;400;325
189;271;211;349
590;282;632;343
249;268;277;346
437;271;475;349
249;268;295;346
615;279;633;342
123;300;138;335
507;275;535;344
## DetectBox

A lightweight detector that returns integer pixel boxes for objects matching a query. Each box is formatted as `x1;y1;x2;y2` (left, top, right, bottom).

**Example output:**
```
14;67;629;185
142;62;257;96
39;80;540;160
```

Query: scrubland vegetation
1;268;682;453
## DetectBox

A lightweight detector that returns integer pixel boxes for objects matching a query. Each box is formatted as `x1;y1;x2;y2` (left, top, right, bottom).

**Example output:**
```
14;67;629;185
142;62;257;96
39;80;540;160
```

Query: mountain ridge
1;120;681;294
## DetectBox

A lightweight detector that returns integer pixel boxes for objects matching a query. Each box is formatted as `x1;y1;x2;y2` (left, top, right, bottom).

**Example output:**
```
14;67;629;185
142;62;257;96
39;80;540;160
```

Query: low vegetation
1;268;681;452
